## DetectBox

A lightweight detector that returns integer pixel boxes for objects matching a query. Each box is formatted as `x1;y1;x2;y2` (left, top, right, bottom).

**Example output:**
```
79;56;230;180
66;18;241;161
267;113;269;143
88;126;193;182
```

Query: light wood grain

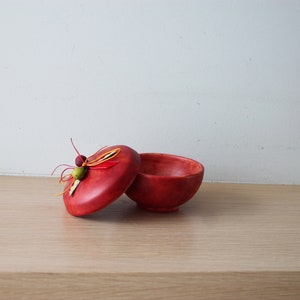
0;176;299;299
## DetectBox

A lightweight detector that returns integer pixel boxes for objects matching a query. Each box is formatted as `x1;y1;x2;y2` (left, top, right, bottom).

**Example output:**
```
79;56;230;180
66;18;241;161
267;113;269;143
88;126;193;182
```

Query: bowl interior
139;153;203;177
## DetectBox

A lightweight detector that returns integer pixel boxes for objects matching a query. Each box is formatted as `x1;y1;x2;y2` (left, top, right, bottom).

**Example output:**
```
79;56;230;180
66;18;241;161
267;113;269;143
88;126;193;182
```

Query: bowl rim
137;152;205;179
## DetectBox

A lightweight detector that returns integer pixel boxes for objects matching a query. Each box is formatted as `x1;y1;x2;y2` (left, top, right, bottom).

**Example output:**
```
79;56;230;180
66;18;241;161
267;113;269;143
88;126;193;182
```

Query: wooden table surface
0;176;299;299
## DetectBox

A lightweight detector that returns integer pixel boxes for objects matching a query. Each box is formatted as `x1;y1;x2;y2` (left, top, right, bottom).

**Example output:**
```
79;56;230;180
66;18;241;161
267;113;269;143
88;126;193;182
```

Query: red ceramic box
54;143;204;217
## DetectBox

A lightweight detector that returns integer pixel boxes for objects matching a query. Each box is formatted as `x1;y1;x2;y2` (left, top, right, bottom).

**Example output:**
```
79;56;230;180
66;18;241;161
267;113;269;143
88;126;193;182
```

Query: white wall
1;0;299;184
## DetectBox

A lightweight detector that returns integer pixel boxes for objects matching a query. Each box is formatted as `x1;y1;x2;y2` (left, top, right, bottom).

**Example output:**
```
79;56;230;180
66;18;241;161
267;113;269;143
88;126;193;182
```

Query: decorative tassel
52;138;121;196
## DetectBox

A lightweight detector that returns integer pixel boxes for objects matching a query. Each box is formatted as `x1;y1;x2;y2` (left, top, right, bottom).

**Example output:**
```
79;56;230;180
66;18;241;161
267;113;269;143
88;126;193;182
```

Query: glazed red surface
63;145;140;217
126;153;204;212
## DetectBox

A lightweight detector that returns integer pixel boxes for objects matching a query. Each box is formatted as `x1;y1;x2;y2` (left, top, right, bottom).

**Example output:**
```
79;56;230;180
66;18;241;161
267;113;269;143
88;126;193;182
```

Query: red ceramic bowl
125;153;204;212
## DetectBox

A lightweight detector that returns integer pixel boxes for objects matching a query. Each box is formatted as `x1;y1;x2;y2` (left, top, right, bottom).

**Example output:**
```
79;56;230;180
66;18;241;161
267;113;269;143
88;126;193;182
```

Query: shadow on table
79;183;257;223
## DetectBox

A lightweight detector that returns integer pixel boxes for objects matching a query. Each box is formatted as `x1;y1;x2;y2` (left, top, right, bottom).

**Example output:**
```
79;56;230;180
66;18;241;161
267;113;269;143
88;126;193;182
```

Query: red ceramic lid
62;145;140;217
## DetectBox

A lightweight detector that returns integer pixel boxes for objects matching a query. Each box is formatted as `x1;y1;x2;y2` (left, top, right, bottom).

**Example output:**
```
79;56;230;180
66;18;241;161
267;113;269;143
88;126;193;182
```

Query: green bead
72;167;87;180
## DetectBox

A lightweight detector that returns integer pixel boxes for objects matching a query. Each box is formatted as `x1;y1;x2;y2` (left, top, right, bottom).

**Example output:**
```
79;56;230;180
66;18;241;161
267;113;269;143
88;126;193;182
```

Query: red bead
75;155;87;167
